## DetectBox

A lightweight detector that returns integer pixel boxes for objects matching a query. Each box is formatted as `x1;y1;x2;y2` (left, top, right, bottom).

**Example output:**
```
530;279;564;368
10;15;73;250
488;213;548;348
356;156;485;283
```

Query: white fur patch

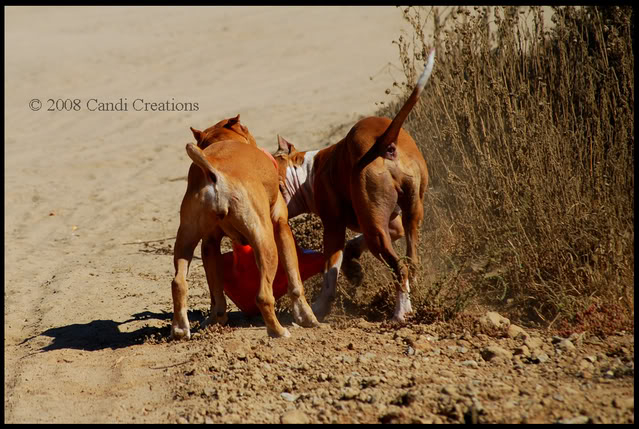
284;150;318;218
394;289;413;321
199;179;228;218
416;49;436;90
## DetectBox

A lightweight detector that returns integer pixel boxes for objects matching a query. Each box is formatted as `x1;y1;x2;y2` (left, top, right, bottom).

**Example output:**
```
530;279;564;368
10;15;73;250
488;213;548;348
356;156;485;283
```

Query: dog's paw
170;325;191;341
267;326;291;338
201;312;229;331
344;235;365;260
299;315;321;328
214;311;229;326
392;291;413;323
292;300;321;328
293;314;321;328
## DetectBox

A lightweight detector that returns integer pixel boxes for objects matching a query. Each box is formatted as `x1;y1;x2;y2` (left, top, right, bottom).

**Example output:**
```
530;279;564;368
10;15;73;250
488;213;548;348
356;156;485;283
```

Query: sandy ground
4;6;633;424
4;6;410;423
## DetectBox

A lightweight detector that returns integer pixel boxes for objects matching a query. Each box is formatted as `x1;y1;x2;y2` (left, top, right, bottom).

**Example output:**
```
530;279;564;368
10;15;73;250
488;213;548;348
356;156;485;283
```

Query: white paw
393;290;413;322
170;325;191;341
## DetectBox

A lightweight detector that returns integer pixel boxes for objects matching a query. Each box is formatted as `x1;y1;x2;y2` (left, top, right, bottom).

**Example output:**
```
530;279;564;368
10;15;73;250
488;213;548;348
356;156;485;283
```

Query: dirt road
4;6;633;423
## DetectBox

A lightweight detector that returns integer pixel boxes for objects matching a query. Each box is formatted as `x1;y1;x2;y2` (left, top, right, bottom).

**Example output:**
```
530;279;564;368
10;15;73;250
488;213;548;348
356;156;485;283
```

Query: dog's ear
190;127;203;143
224;114;255;145
227;114;240;126
233;116;249;136
277;135;294;154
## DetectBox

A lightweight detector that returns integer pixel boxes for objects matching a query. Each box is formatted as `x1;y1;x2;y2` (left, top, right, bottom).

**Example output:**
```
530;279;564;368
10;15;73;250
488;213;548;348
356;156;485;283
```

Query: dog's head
190;114;257;149
273;135;306;202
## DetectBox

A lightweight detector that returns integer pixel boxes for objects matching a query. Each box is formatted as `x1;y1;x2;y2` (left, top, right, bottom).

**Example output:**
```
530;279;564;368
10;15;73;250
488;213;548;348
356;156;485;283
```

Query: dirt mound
145;314;634;424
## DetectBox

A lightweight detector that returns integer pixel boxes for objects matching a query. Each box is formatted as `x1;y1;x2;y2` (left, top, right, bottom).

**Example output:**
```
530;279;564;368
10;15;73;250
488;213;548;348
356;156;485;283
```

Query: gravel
162;312;634;424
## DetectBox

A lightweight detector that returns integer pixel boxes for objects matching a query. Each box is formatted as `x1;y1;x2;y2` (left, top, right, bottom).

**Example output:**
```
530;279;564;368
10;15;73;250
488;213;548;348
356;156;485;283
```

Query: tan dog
274;50;435;322
171;117;319;339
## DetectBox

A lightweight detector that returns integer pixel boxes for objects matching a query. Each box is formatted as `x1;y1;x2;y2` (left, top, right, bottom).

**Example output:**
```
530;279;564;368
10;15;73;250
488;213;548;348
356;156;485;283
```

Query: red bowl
221;243;324;315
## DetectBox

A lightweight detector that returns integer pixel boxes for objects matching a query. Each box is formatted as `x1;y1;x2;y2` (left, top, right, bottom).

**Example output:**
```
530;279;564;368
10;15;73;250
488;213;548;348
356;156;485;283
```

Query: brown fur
190;114;257;150
171;117;318;339
274;56;434;321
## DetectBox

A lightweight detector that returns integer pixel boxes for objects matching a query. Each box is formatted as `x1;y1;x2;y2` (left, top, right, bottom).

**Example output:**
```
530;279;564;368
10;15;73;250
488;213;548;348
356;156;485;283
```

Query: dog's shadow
22;309;271;353
20;311;172;352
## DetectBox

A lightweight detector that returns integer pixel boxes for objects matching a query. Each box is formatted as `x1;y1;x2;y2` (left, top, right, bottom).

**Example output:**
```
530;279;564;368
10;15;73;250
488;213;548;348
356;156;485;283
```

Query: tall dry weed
381;6;634;332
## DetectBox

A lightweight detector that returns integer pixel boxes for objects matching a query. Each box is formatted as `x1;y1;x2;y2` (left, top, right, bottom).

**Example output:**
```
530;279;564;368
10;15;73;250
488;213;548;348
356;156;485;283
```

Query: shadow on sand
21;309;271;353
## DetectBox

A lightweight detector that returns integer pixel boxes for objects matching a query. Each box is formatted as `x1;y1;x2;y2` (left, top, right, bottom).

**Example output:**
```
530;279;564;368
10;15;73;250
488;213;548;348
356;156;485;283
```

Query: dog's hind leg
250;220;291;338
200;231;228;328
342;216;405;285
344;215;405;260
272;194;319;328
362;223;412;322
401;196;424;283
171;222;201;340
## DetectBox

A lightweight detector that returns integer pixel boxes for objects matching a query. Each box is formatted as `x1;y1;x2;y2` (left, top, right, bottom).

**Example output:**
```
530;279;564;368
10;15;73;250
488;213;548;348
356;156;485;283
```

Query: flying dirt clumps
288;213;324;252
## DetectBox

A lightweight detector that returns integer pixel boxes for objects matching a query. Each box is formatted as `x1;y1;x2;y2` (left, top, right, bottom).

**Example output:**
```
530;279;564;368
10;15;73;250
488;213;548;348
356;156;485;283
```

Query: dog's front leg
171;223;200;340
272;195;319;328
312;224;346;321
201;234;228;328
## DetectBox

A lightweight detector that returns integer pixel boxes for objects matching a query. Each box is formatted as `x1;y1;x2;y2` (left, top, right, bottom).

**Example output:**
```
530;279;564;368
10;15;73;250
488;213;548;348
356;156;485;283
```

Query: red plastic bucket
221;243;325;315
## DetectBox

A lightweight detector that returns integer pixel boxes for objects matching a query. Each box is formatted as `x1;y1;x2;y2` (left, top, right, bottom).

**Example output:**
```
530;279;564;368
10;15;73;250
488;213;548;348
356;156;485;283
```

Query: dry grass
284;6;633;335
376;6;634;333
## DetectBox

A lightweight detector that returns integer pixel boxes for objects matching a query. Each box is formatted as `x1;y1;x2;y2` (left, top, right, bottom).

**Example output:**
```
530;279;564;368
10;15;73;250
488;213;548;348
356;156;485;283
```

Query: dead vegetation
288;6;634;335
384;6;633;333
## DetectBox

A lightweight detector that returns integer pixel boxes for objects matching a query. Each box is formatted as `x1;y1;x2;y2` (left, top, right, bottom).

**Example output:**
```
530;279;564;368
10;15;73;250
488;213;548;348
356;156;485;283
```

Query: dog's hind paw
392;290;413;323
292;300;321;328
311;299;334;323
170;325;191;341
344;235;365;260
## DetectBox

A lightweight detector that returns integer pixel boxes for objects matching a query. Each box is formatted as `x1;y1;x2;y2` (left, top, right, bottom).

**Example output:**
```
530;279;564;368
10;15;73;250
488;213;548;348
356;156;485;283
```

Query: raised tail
356;48;435;170
185;142;229;218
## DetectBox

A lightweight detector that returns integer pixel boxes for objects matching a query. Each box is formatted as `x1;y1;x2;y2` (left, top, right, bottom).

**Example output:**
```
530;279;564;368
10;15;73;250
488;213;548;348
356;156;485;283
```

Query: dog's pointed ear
190;127;203;143
277;135;294;153
228;114;240;126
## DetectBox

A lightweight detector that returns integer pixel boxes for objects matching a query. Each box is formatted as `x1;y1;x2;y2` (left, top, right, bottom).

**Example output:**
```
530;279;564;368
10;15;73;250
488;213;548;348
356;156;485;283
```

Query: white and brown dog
171;116;319;339
273;50;435;322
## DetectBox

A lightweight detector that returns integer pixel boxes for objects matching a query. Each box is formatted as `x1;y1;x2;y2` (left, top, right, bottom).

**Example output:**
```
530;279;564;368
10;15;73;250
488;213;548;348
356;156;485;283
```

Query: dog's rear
171;125;318;340
275;50;436;322
343;50;435;321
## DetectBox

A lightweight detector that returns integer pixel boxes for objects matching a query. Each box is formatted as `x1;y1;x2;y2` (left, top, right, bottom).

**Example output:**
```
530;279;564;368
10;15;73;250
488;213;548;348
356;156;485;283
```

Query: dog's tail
356;48;435;170
185;142;229;218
